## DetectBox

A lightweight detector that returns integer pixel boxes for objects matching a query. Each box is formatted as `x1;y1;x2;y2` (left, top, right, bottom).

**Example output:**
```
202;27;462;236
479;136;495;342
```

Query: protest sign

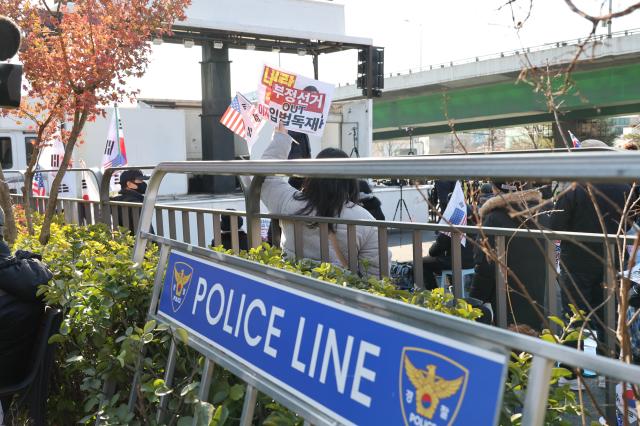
258;65;334;137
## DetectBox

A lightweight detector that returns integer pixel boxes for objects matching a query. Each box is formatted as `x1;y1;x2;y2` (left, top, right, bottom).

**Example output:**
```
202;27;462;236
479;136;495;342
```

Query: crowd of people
255;129;638;389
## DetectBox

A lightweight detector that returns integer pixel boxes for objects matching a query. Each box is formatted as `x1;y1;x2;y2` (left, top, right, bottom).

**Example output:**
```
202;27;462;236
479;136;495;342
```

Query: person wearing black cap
110;169;150;233
112;169;149;203
0;207;53;412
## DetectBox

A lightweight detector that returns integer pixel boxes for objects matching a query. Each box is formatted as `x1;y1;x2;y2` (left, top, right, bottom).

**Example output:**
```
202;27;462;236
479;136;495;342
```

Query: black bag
390;261;414;290
0;251;53;302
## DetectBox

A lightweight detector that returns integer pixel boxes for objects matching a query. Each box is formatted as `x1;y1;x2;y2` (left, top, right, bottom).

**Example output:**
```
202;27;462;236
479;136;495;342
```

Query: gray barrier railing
11;152;640;424
126;150;640;425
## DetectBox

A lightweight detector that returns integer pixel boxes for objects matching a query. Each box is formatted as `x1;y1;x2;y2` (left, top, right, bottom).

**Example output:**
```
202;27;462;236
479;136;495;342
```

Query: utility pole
607;0;612;37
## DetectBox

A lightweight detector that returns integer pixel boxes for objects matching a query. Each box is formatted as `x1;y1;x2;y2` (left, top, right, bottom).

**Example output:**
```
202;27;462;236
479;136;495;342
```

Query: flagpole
114;103;120;154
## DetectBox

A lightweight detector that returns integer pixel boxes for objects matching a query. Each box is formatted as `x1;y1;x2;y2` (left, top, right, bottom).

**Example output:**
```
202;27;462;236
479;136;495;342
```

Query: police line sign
157;251;507;425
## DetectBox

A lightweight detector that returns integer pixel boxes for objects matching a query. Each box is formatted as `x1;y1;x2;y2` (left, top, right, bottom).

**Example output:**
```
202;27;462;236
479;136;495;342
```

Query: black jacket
550;183;632;275
434;180;456;213
0;242;53;302
0;242;53;385
111;189;144;203
469;190;547;328
111;189;145;234
428;232;474;269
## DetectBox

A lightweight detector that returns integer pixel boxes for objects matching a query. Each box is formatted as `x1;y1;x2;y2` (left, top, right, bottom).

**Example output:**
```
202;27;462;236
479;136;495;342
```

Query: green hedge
12;219;582;425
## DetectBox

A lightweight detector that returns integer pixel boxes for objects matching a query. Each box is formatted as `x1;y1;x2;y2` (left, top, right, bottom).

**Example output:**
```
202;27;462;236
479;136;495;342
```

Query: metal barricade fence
124;151;640;425
10;153;640;424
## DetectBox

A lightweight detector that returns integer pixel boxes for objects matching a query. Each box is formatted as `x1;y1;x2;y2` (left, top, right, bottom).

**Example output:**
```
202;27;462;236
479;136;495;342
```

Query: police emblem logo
399;347;468;426
171;262;194;312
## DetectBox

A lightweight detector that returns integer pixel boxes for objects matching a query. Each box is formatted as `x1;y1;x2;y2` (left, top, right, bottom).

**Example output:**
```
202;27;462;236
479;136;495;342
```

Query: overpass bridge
334;29;640;141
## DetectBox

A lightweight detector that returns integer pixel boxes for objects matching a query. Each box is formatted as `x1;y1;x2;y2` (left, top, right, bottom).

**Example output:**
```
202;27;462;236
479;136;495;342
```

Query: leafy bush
12;220;582;425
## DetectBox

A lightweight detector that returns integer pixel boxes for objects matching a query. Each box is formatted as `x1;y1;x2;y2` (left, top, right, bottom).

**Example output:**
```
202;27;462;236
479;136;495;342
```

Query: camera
0;15;23;109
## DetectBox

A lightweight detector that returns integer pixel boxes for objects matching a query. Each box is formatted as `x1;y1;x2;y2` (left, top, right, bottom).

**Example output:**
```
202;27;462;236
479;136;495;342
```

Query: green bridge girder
373;62;640;140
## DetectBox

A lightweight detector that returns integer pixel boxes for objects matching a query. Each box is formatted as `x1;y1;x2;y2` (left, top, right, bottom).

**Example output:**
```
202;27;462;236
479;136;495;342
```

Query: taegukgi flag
102;106;128;193
37;127;76;197
439;181;467;246
79;159;100;201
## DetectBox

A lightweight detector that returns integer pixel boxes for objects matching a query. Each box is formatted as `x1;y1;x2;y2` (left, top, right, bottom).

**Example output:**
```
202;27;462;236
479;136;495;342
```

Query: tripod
349;126;360;158
392;181;413;222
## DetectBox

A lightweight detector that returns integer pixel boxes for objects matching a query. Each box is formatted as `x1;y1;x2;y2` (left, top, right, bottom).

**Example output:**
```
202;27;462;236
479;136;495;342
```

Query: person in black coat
358;180;385;221
211;211;249;251
422;207;475;289
469;183;547;329
110;169;150;234
0;211;53;395
434;180;456;214
550;181;633;343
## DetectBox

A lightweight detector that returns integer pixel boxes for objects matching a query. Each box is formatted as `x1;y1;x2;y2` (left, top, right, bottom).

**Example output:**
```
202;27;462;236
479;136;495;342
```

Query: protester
422;205;475;289
433;180;456;214
0;208;53;414
477;182;495;207
111;169;149;203
211;210;249;251
468;181;547;328
110;169;150;233
358;180;385;221
261;125;383;277
550;141;633;349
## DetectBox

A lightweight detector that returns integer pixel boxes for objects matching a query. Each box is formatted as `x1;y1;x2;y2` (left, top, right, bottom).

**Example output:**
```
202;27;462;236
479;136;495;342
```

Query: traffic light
357;48;368;90
356;46;384;98
0;16;22;108
0;63;22;109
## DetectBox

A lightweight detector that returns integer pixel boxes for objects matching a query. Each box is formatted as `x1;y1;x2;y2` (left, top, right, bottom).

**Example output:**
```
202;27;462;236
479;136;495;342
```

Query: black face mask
134;182;147;194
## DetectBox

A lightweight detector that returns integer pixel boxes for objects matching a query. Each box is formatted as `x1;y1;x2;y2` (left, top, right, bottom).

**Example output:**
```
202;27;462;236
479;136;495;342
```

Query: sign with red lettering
258;65;334;137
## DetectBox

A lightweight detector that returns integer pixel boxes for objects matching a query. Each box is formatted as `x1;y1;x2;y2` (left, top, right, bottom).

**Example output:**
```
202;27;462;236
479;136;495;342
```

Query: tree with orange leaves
0;0;190;244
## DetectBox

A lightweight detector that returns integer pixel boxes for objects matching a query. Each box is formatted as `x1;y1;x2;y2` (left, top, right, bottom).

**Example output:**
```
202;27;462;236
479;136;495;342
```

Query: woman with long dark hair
261;126;383;277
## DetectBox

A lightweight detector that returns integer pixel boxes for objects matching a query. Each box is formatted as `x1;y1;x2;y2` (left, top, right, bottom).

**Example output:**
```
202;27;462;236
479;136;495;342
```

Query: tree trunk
22;168;35;235
0;167;18;244
39;109;88;245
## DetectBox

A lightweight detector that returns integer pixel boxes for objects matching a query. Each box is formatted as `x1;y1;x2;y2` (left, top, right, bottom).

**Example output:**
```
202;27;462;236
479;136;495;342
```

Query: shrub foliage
12;220;582;425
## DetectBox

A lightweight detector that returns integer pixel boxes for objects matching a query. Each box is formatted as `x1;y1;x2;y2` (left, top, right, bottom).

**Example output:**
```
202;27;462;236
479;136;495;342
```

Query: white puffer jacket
261;131;384;278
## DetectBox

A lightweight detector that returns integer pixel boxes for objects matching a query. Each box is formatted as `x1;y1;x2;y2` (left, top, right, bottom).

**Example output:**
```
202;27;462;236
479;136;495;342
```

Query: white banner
258;64;334;137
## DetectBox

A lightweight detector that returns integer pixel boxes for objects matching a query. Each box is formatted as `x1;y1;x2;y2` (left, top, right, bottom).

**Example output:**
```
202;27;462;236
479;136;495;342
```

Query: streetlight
404;19;424;70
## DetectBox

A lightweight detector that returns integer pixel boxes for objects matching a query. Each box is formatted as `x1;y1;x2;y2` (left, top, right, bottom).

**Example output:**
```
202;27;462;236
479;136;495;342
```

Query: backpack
390;261;414;291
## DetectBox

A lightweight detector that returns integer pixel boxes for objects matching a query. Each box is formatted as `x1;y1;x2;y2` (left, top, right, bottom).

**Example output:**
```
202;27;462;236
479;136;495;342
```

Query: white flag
439;181;468;246
102;107;128;193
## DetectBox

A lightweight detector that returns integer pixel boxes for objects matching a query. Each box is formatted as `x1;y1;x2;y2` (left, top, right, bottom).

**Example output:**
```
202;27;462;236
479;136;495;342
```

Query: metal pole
239;384;258;426
608;0;612;37
193;359;215;426
245;177;264;249
451;232;463;299
312;54;319;80
521;356;554;426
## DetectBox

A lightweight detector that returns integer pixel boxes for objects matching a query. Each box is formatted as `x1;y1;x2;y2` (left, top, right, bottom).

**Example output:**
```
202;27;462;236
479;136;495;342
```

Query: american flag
220;96;246;138
32;166;46;196
449;207;467;226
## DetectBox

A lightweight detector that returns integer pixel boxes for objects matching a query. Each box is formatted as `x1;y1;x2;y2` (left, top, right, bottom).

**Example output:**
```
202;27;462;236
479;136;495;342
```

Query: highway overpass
335;29;640;140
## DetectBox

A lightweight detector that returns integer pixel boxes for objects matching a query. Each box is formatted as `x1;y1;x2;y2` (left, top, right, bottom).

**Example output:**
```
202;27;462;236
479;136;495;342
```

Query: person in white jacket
261;127;384;278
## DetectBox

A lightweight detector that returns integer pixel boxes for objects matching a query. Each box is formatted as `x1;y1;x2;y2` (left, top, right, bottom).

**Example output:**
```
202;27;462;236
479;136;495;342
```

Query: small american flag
32;166;46;196
220;96;246;138
449;207;467;226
